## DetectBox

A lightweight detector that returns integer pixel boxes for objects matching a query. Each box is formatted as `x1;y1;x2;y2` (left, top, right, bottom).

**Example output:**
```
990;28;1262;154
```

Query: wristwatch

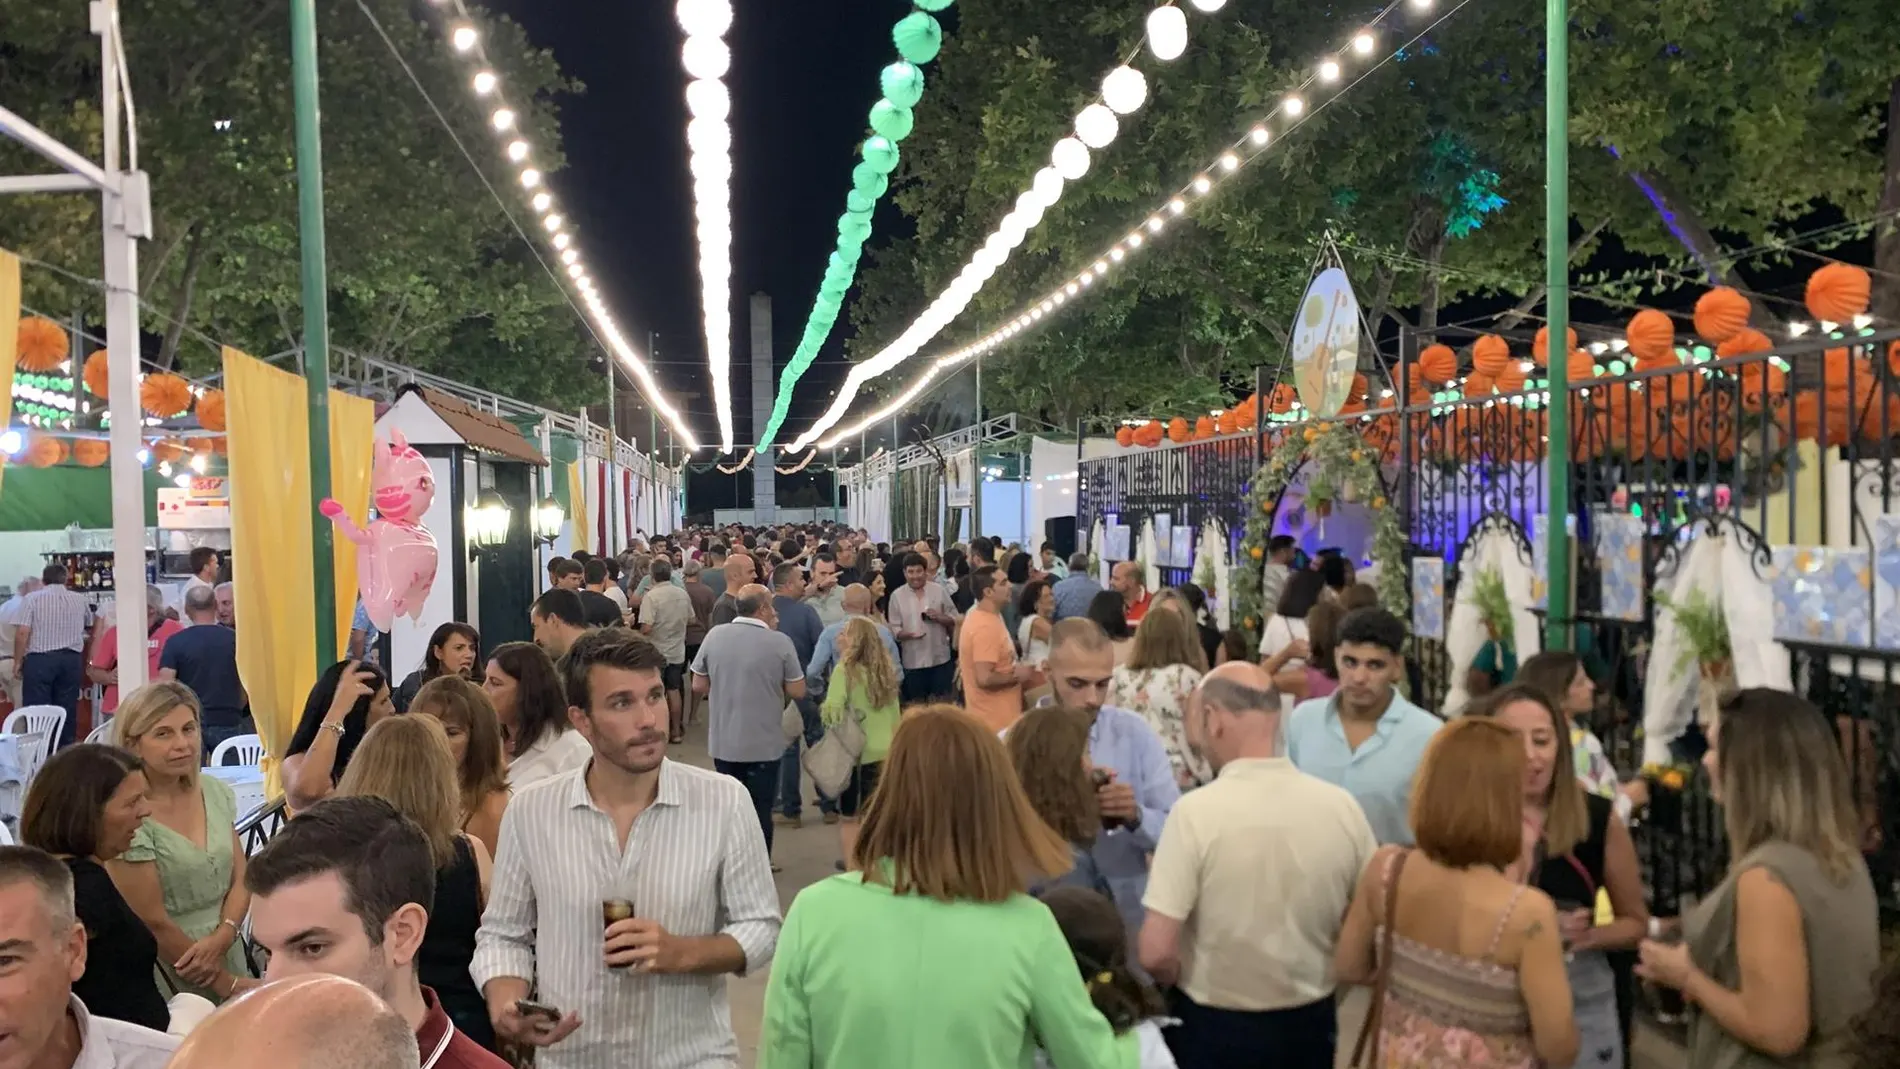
323;721;347;737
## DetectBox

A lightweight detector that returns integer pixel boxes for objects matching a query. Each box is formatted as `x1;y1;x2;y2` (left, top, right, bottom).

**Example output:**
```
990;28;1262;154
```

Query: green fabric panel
551;458;571;512
549;434;581;464
0;467;162;530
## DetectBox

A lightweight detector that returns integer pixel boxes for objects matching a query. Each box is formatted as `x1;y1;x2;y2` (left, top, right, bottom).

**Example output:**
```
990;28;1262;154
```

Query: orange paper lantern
1167;417;1190;443
1462;374;1494;399
1736;361;1786;412
152;438;188;464
1235;395;1259;429
1626;309;1675;364
24;434;65;469
15;317;68;373
1347;373;1369;404
1566;350;1598;382
1115;426;1134;447
1194;415;1215;439
195;388;226;432
82;350;110;397
1693;287;1751;343
1805;263;1871;324
140;373;192;418
1135;420;1163;447
1471;335;1511;379
1532;325;1577;366
1418;344;1458;385
1716;328;1772;360
1493;362;1528;394
1216;409;1238;435
72;439;109;467
1270;384;1296;414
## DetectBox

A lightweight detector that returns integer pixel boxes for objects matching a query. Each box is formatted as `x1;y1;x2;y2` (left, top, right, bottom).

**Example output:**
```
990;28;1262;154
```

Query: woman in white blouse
482;641;591;788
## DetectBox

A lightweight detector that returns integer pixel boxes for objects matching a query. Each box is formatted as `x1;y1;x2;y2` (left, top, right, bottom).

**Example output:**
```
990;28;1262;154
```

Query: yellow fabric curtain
568;459;591;555
0;249;20;498
223;348;374;796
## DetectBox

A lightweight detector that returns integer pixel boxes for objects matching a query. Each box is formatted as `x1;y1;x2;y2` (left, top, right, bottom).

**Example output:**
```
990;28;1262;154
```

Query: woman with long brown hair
821;615;902;862
760;706;1134;1069
1107;597;1211;787
482;641;590;789
409;674;511;854
337;715;496;1050
1006;706;1110;898
1638;689;1879;1067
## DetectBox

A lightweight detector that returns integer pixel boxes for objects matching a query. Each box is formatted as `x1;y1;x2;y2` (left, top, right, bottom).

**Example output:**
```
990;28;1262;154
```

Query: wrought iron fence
1078;434;1258;587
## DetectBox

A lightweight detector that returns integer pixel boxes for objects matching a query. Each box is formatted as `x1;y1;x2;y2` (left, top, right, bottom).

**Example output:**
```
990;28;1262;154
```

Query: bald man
707;553;757;627
1138;660;1377;1069
167;975;418;1069
803;583;904;699
691;582;806;856
1111;560;1152;625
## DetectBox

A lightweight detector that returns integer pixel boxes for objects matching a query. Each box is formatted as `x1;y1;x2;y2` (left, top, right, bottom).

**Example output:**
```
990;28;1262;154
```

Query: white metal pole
97;0;147;694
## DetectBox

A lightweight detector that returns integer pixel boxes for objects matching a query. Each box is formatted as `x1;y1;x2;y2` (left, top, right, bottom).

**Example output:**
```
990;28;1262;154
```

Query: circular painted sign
1290;267;1361;418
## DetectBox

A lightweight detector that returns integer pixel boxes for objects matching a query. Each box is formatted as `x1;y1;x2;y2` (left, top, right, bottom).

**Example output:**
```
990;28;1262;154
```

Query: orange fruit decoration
152;439;188;464
1115;426;1134;448
82;350;110;397
140;373;192;418
1693;287;1750;342
16;317;68;373
1418;344;1458;386
1805;263;1871;323
72;439;109;467
1167;417;1190;443
196;388;226;432
1626;309;1675;367
1471;335;1511;379
1532;325;1576;367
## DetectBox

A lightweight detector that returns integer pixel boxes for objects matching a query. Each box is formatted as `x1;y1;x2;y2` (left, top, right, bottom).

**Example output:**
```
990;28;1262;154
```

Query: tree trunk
1620;166;1779;326
155;223;206;370
1417;229;1449;332
1873;77;1900;324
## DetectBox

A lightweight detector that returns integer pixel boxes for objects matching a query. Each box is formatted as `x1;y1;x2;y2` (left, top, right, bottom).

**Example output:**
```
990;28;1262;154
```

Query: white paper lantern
1075;103;1119;149
1101;65;1148;115
1146;5;1188;61
675;0;734;38
686;79;730;120
1051;137;1091;180
1031;166;1065;207
1189;0;1227;10
681;36;730;80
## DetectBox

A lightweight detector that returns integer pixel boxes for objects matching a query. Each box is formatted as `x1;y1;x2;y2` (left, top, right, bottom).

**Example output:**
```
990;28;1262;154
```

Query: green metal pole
292;0;337;666
1543;0;1572;652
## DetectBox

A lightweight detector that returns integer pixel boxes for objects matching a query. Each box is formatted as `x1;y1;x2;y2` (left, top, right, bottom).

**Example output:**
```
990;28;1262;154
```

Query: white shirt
473;760;781;1069
71;995;179;1069
506;727;593;791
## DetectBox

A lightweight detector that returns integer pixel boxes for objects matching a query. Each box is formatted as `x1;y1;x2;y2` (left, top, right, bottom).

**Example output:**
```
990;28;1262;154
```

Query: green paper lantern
851;162;887;197
912;0;954;11
846;189;875;214
861;136;900;174
839;214;872;243
892;12;942;65
880;62;925;109
869;99;915;142
836;242;862;265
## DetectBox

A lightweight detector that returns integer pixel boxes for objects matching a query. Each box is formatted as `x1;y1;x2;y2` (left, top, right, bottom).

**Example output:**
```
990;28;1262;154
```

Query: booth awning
399;385;547;466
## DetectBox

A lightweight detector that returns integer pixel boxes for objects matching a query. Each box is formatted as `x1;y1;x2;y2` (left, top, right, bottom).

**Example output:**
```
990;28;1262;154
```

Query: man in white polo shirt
1139;661;1376;1069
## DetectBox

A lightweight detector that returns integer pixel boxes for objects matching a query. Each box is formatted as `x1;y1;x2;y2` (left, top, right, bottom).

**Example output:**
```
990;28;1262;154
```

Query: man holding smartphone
246;797;509;1069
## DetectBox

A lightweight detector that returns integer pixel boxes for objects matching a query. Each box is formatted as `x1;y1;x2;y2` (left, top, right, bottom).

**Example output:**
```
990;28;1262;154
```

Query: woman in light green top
106;681;256;1003
761;706;1138;1069
821;616;903;864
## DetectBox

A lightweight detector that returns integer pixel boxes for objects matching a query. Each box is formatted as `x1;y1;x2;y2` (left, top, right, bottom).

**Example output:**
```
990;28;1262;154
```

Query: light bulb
675;0;734;38
1066;282;1080;295
1192;174;1212;193
1147;216;1164;233
451;25;478;52
1168;197;1186;214
553;233;571;250
1219;151;1240;171
1101;66;1148;115
506;140;529;161
1284;94;1304;116
568;263;585;279
491;108;516;131
1051;137;1091;180
1075;104;1119;149
1319;59;1341;82
532;192;552;212
1093;260;1108;275
544;213;563;231
1353;31;1375;54
1080;273;1094;287
1126;232;1144;248
1189;0;1226;9
681;36;731;80
1410;0;1432;8
472;71;497;95
1110;248;1126;262
560;248;580;266
1146;5;1188;61
519;168;542;188
1250;125;1269;145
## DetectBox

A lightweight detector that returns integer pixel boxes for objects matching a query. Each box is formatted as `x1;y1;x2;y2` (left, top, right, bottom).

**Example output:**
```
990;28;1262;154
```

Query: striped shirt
20;584;91;654
473;759;781;1069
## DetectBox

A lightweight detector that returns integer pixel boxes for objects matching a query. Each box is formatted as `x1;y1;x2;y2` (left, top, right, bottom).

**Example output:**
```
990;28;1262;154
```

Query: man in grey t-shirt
691;583;804;857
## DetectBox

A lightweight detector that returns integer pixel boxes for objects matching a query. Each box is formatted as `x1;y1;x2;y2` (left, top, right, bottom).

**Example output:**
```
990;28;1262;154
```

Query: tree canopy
840;0;1900;429
0;0;600;408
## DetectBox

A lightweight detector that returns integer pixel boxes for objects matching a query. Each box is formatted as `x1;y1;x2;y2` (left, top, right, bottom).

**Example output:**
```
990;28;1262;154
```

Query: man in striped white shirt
474;629;780;1069
12;564;90;746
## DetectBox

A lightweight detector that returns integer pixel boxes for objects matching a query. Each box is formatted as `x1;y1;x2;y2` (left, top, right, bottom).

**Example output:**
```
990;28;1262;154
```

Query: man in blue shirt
1037;617;1179;944
770;561;836;827
804;584;902;699
1285;606;1442;845
1049;552;1103;621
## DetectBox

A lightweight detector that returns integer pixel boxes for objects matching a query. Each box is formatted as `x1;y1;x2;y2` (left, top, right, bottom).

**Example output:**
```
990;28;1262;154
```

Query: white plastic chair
4;706;64;781
209;733;265;767
84;719;115;746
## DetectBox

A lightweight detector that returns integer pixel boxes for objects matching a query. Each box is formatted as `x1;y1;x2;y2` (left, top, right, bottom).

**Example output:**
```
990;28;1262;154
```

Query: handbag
1348;848;1410;1068
803;706;867;798
781;700;804;743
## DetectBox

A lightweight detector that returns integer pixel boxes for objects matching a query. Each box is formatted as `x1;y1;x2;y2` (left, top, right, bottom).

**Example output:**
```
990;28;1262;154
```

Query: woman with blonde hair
1334;718;1579;1068
822;615;903;861
337;715;497;1050
107;680;255;1003
1638;689;1879;1067
760;706;1135;1069
1106;596;1211;787
408;674;510;853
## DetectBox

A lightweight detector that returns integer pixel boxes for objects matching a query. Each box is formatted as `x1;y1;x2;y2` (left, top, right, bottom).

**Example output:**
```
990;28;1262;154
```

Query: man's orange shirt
958;608;1023;733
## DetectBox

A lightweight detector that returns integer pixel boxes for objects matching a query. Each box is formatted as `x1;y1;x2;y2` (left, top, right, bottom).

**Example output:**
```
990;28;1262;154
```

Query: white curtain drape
1440;524;1544;717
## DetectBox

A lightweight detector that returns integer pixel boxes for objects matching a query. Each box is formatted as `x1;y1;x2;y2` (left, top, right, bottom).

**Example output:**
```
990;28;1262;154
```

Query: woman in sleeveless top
1335;719;1578;1068
336;716;499;1050
1638;689;1879;1068
1472;684;1649;1068
408;675;511;853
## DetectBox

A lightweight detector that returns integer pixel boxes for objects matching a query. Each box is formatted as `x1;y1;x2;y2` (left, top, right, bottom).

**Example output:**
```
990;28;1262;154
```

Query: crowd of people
0;520;1890;1069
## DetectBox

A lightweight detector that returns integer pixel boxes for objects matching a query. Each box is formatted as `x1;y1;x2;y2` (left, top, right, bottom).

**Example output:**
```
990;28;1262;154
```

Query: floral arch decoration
1232;420;1409;645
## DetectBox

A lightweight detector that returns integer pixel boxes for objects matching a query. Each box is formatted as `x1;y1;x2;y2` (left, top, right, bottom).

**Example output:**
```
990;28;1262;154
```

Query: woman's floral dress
1106;662;1210;787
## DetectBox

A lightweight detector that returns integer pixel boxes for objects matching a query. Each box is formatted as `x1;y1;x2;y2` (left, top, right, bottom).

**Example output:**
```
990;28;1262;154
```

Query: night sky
488;0;897;507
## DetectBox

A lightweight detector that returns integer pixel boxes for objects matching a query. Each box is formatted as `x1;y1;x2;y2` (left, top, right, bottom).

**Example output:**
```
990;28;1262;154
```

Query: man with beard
244;801;503;1067
475;629;780;1069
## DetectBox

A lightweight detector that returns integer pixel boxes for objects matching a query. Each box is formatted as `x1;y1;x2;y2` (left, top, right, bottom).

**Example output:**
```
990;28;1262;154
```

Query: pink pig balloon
320;429;439;632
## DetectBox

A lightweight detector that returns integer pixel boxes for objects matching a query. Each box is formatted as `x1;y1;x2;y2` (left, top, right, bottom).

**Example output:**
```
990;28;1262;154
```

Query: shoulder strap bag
1348;847;1411;1068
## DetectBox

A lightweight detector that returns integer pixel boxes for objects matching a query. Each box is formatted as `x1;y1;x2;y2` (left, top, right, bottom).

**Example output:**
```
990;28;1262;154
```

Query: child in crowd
1036;887;1177;1069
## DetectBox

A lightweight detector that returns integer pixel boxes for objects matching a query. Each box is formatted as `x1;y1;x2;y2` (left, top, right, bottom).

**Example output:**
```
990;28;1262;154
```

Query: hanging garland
1231;422;1408;645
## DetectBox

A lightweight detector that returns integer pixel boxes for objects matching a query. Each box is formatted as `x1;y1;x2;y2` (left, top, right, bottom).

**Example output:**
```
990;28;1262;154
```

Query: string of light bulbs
752;0;956;455
417;0;701;450
677;0;738;453
810;0;1466;451
783;0;1236;454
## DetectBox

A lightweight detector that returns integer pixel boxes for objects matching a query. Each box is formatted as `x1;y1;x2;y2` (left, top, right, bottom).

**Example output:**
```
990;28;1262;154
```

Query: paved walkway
668;724;1684;1068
